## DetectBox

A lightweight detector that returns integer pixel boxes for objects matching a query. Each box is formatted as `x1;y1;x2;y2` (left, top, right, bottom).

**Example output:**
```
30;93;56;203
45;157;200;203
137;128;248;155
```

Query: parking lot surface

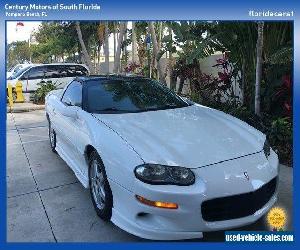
6;110;293;242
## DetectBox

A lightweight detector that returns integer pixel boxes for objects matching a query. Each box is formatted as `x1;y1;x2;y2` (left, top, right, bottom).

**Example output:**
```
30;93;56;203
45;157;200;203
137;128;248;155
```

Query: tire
88;151;113;221
48;119;57;153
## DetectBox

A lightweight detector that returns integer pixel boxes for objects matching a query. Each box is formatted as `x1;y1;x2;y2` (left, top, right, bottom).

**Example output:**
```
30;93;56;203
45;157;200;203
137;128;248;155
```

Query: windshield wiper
158;104;181;110
138;104;180;112
94;104;184;113
163;104;179;108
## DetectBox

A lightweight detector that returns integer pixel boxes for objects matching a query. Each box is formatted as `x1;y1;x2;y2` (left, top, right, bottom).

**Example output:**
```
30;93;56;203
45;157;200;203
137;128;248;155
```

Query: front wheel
48;119;57;153
88;151;113;221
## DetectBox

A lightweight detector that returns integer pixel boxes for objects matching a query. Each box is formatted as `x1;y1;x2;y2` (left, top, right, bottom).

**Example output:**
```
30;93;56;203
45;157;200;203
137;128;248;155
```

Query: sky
6;21;132;56
6;21;42;44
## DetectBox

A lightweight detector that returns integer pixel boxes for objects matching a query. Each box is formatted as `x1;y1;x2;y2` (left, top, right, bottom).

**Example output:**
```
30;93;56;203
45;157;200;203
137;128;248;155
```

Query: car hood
93;104;265;168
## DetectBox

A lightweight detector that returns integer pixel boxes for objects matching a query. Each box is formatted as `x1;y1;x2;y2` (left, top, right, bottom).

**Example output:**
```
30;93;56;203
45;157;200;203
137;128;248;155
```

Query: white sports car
45;75;279;240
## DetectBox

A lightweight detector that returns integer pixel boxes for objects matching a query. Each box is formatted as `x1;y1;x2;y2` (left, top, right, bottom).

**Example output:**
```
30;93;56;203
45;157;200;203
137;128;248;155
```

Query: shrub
226;107;292;166
33;80;57;104
267;117;292;166
124;62;142;74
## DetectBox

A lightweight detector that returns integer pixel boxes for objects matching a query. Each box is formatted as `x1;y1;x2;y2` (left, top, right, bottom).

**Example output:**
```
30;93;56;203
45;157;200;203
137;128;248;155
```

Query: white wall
178;54;243;103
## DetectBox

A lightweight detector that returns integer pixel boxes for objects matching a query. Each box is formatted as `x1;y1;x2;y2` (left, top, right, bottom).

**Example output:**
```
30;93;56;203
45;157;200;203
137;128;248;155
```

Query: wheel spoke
98;173;104;183
99;186;105;200
94;162;99;177
90;159;106;209
50;130;54;146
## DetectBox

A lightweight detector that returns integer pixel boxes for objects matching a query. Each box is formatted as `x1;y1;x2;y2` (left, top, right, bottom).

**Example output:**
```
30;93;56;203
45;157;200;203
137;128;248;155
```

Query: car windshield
12;65;23;73
85;78;190;113
8;66;32;80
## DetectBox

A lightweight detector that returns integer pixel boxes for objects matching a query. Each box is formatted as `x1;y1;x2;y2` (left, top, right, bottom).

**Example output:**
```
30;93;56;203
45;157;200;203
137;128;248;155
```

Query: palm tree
132;21;138;65
255;22;264;116
135;22;148;68
75;21;94;73
113;22;117;61
113;22;127;73
167;25;176;90
148;22;166;83
195;21;292;110
103;22;110;73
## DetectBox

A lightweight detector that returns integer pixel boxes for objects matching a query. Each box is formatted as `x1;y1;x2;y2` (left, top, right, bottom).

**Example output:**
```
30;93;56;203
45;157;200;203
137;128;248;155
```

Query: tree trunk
177;77;185;94
148;22;166;84
158;22;163;50
113;22;127;74
103;22;110;74
113;23;117;61
123;28;128;67
75;22;94;74
93;48;96;72
255;22;264;116
241;59;245;105
97;45;100;71
280;22;288;46
132;22;138;66
168;26;175;89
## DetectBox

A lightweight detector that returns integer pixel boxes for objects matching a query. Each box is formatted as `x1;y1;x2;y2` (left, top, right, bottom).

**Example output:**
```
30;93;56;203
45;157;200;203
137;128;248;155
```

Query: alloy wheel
90;159;106;209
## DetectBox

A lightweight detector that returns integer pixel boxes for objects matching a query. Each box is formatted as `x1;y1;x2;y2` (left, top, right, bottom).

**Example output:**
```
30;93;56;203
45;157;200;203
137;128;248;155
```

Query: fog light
135;195;178;209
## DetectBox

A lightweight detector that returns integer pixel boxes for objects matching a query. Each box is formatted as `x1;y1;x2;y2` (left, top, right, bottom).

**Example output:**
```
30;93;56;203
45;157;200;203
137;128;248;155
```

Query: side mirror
61;105;78;118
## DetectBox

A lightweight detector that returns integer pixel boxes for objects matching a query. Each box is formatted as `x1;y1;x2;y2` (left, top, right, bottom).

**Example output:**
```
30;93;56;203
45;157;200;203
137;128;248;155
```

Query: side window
66;65;77;77
23;66;46;80
57;65;68;78
45;65;60;79
61;81;82;107
64;65;89;77
75;65;89;76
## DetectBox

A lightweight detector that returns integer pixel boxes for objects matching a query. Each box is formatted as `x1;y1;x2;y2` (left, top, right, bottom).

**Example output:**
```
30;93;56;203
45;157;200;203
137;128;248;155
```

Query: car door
58;80;87;175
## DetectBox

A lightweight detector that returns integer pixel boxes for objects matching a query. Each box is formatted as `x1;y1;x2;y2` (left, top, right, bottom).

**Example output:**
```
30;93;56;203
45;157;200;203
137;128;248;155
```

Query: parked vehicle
7;63;32;78
7;63;89;92
45;75;279;240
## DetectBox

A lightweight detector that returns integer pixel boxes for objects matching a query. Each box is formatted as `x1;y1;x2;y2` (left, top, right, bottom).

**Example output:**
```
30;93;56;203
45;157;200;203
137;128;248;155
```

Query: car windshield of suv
12;65;23;73
8;66;32;80
85;78;190;113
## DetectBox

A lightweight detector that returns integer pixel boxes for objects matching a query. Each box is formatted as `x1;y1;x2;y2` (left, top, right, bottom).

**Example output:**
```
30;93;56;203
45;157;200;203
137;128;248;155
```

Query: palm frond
267;47;293;65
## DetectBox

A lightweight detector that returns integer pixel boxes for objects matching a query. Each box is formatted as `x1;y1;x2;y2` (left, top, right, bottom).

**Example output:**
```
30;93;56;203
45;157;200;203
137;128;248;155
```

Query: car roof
32;63;87;67
76;74;148;83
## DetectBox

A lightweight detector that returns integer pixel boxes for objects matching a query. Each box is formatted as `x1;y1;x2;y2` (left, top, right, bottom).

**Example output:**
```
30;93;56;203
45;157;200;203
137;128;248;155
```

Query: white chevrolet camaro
45;76;279;240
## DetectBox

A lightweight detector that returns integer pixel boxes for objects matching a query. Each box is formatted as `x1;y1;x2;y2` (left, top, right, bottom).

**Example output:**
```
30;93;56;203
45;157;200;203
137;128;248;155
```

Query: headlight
263;139;271;157
134;164;195;186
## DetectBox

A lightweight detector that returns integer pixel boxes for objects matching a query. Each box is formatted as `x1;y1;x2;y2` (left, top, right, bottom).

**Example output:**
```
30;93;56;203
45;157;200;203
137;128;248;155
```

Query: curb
7;104;45;113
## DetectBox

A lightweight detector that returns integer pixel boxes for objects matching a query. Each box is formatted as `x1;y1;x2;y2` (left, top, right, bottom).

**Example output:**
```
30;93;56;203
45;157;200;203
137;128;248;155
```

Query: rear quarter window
64;65;89;77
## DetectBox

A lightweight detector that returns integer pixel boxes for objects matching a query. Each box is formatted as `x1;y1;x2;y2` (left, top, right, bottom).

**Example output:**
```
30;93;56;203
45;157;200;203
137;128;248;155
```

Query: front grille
201;177;277;222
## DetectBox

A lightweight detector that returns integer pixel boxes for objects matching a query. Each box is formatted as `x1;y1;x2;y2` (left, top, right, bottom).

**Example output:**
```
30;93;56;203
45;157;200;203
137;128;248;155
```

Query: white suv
7;63;90;92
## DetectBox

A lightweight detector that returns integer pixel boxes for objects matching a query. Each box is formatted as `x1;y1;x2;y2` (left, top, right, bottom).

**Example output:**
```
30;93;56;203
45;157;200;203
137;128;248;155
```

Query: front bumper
109;149;279;240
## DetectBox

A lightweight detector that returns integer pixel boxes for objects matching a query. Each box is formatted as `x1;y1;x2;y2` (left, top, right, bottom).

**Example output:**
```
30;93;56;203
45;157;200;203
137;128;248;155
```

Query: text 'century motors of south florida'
5;3;101;11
